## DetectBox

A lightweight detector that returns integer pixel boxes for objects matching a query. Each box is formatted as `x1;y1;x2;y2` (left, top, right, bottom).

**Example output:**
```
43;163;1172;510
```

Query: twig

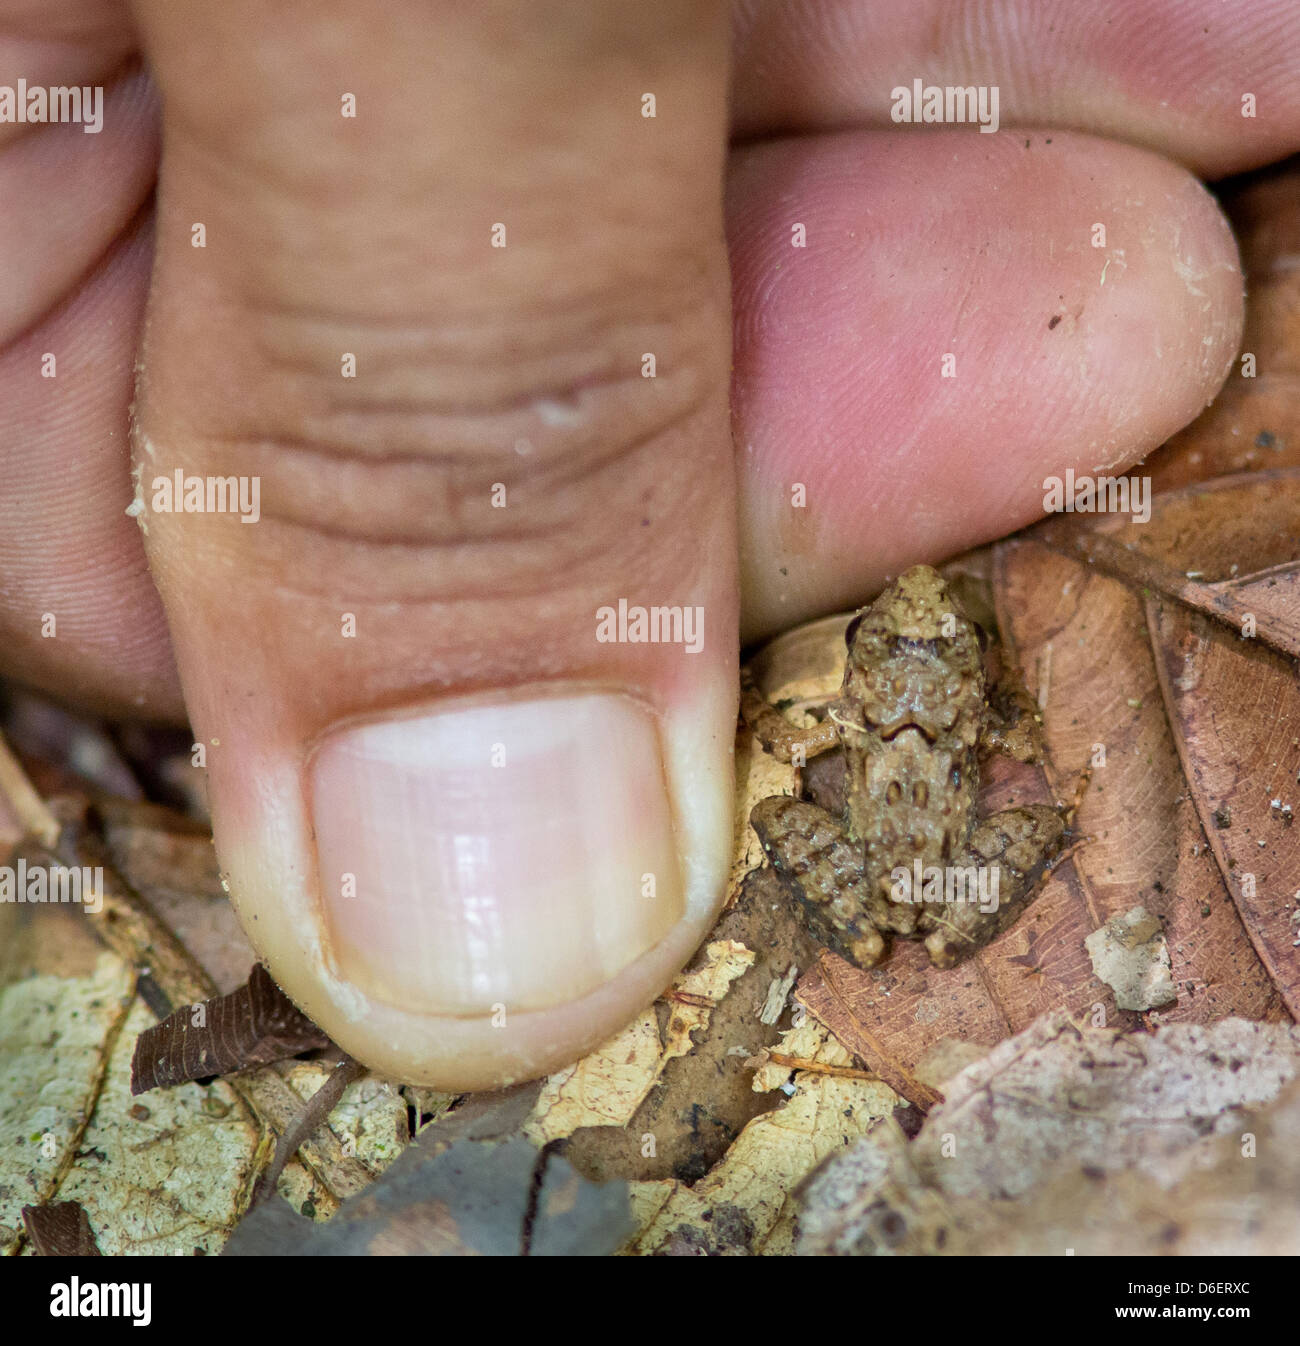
660;989;716;1009
251;1055;366;1207
763;1051;880;1082
0;731;61;848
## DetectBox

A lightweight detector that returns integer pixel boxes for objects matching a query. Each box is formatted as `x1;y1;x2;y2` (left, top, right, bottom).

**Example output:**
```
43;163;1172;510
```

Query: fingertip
729;130;1244;634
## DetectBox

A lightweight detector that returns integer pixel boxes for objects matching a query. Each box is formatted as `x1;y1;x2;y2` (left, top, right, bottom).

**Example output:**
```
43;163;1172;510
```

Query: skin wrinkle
140;348;714;587
212;439;696;561
146;399;721;606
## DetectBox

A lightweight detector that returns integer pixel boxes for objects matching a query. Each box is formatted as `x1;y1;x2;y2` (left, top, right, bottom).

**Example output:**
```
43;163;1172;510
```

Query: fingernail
308;692;684;1015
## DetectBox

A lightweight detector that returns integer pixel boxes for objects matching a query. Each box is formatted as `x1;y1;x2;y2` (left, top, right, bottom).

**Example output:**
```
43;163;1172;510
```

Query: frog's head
844;564;966;647
841;564;983;741
884;564;960;640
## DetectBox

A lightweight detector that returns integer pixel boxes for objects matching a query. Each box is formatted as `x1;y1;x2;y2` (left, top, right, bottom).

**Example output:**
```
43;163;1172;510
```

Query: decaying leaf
797;1011;1300;1255
624;1018;897;1255
55;998;261;1255
0;954;135;1255
1085;905;1176;1011
1003;473;1300;1017
21;1200;102;1256
526;939;754;1146
131;963;332;1094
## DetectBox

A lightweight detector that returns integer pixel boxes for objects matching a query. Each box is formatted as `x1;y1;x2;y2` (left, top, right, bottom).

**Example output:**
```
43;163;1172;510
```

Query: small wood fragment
21;1201;102;1256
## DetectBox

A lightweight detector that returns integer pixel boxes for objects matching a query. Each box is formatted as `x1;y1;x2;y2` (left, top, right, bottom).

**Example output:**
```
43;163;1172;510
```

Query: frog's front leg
980;662;1045;764
916;804;1068;968
749;795;895;968
740;670;840;765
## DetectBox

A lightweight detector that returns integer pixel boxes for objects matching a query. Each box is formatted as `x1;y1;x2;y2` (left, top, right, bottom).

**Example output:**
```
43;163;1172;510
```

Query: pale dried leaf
798;1011;1300;1254
525;939;754;1145
748;1014;859;1092
626;1020;895;1255
0;954;135;1254
56;999;260;1255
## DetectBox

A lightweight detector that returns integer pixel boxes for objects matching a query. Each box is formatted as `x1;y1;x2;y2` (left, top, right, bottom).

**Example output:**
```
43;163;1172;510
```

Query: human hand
3;0;1295;1086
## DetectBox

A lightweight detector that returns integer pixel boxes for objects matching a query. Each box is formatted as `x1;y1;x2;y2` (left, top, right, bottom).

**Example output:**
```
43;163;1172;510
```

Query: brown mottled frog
744;565;1075;969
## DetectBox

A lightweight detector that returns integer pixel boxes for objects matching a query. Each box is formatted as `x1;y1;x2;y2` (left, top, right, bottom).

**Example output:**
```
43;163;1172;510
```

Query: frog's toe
923;928;962;969
846;927;887;968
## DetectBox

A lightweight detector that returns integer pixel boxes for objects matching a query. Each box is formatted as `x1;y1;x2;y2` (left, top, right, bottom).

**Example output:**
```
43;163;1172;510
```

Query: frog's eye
844;612;864;649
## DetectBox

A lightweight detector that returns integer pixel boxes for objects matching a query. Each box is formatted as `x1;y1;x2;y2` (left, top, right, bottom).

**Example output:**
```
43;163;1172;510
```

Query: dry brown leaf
131;963;332;1094
797;1011;1300;1255
99;800;254;994
1004;471;1300;1018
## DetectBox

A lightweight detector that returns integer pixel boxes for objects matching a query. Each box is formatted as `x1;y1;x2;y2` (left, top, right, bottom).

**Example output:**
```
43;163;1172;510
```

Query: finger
129;0;736;1088
0;52;182;716
732;0;1300;176
727;129;1243;638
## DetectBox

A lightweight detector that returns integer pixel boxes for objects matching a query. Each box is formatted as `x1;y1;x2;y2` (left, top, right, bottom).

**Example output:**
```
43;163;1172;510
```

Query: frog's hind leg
917;804;1068;968
750;795;888;968
741;669;840;765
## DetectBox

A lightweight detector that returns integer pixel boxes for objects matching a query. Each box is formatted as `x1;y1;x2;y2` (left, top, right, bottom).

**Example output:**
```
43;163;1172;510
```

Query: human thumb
128;0;736;1088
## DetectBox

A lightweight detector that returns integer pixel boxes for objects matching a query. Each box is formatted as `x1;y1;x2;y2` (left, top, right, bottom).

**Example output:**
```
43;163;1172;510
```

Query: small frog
744;565;1076;969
